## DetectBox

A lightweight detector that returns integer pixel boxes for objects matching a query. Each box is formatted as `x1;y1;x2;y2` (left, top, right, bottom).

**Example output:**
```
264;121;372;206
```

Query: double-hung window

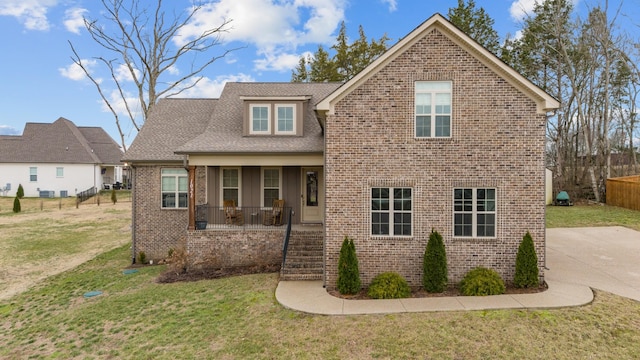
262;168;281;207
453;188;496;237
56;167;64;178
161;168;188;208
275;104;295;134
29;167;37;182
250;104;270;134
371;187;412;236
221;168;241;206
415;81;451;138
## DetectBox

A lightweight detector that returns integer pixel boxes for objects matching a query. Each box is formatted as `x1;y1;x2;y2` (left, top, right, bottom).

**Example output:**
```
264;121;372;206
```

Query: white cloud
381;0;397;12
63;7;87;34
254;48;303;72
101;89;141;119
0;0;58;31
174;0;346;72
177;73;255;98
59;60;100;82
0;125;20;135
114;64;141;82
166;65;180;76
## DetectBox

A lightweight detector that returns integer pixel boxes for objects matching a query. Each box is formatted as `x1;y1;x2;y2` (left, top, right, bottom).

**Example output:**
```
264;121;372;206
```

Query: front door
301;168;323;223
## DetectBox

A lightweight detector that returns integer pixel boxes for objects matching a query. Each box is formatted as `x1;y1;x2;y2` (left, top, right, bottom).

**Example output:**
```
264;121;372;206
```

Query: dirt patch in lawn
0;200;131;302
155;263;281;283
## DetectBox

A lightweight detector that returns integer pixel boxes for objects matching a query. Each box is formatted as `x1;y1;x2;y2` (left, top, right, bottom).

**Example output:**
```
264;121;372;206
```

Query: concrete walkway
275;226;640;315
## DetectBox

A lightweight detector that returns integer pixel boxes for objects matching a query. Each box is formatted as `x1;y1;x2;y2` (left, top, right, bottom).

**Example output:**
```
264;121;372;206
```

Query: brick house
123;14;559;289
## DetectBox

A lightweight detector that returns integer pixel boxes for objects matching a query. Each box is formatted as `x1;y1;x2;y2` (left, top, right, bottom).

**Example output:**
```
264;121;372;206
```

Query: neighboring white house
0;117;124;198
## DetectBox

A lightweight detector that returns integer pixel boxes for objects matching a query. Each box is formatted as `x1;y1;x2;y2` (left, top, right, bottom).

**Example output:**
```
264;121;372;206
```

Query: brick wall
324;29;547;290
132;164;207;261
186;229;283;269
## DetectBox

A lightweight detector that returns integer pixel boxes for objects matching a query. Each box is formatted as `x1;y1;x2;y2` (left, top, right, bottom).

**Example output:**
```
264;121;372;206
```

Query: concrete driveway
546;226;640;302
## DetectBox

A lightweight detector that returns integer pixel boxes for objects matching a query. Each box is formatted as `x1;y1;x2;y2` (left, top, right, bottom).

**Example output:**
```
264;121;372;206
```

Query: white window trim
274;104;296;135
414;81;452;139
29;167;37;182
56;167;64;178
453;187;497;239
261;167;282;208
249;104;271;135
220;167;242;207
161;168;188;209
370;187;413;237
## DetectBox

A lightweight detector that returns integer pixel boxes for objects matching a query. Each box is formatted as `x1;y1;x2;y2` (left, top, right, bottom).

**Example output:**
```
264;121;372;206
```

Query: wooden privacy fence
606;175;640;211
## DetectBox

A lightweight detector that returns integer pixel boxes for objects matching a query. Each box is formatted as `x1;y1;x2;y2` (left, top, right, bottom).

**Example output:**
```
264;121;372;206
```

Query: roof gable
317;13;559;115
0;117;122;164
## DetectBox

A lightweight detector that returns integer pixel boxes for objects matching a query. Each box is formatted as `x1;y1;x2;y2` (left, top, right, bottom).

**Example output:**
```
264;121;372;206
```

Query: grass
0;203;638;359
546;204;640;231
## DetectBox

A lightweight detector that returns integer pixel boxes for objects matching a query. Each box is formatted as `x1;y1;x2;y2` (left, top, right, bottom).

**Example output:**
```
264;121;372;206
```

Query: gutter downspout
131;165;137;264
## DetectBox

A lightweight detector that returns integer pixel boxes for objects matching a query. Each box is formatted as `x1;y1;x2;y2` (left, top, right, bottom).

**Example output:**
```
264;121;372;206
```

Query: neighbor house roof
174;82;341;155
0;117;123;164
317;13;560;115
122;98;217;162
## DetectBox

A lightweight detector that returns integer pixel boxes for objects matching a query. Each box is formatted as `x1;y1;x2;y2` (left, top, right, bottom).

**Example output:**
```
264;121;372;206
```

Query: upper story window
29;167;37;182
250;105;271;134
56;167;64;178
275;105;296;134
415;81;451;138
161;168;188;209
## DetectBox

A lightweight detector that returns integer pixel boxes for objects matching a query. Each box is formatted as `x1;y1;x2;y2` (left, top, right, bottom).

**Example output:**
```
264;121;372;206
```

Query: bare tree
69;0;235;150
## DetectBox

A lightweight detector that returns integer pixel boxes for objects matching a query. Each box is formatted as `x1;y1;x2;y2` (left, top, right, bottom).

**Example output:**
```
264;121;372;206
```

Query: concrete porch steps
280;230;323;281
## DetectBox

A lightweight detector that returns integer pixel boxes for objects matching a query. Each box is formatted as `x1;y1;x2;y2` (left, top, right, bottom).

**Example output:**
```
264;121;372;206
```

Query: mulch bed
155;264;281;283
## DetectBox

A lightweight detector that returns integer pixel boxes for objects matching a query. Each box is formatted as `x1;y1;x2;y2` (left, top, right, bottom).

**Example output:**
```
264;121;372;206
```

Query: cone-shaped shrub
111;188;118;204
16;184;24;199
514;231;540;288
337;236;361;295
13;196;21;213
423;229;447;293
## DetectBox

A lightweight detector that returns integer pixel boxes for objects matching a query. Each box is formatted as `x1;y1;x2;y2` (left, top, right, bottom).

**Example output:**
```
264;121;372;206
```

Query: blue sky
0;0;636;147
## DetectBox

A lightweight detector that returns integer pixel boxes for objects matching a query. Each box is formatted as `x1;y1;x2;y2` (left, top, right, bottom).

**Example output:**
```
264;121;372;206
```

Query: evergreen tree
16;184;24;199
337;236;361;295
514;231;540;288
13;196;21;213
111;187;117;205
447;0;500;55
291;23;389;83
423;229;448;293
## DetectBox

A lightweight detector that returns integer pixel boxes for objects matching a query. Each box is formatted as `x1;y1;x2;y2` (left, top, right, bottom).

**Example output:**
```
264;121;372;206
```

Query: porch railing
194;205;292;230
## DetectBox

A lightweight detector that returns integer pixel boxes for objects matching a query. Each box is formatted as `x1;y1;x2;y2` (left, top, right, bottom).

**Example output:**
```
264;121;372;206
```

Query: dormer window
275;104;296;134
250;104;271;134
241;96;309;136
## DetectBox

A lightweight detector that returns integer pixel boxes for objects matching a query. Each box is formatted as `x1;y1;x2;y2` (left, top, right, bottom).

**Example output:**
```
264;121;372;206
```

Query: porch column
188;165;196;230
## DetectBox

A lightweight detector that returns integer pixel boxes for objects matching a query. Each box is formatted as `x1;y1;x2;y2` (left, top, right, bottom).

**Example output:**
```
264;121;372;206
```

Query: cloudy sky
0;0;636;146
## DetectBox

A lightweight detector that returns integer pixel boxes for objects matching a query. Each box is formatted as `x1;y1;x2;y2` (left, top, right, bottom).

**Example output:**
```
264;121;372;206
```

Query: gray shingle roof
175;82;341;154
122;98;216;162
0;117;123;164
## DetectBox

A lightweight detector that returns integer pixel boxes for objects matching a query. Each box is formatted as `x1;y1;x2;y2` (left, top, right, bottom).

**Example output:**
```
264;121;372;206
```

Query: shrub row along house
123;14;559;289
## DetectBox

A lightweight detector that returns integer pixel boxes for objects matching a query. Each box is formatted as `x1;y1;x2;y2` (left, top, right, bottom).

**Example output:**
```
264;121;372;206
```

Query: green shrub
111;188;117;204
16;184;24;199
138;251;146;265
514;231;540;288
423;229;447;293
12;196;21;213
337;236;361;295
459;267;505;296
367;272;411;299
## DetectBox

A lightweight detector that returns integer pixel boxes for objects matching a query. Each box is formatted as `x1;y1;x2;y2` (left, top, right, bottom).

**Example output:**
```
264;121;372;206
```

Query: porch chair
272;199;285;226
223;200;244;225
